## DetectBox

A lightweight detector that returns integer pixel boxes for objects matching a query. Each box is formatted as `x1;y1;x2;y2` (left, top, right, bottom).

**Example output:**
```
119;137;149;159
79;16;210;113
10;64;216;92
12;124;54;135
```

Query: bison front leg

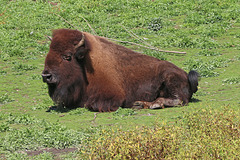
150;98;182;109
133;101;154;109
133;98;182;109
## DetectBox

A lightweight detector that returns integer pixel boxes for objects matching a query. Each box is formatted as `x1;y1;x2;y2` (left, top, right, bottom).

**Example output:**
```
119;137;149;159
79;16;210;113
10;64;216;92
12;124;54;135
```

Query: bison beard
42;29;199;112
48;79;84;109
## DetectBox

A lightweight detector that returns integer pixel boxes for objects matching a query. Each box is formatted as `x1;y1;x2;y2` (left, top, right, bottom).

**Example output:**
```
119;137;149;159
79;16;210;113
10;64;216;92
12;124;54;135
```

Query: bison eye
62;55;72;61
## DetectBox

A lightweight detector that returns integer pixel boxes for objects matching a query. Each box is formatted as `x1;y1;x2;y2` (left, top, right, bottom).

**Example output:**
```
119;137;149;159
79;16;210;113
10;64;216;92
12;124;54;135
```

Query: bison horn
75;34;85;49
47;36;52;41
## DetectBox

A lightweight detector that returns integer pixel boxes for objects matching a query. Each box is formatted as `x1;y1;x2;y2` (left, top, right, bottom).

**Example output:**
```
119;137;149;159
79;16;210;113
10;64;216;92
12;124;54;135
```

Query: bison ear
75;48;88;60
74;34;89;60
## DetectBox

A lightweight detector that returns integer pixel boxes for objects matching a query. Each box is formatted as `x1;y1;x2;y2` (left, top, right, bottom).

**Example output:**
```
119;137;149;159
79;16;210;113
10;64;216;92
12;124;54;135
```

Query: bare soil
25;147;78;156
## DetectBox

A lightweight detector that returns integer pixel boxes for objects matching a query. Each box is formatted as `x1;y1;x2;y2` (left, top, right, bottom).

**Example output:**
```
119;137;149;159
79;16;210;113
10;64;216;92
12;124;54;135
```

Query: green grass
0;0;240;159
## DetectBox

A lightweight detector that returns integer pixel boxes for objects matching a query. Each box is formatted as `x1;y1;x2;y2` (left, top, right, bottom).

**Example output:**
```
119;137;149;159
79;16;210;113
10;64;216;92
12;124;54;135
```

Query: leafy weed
1;116;89;152
0;123;10;132
222;77;240;84
113;107;136;119
69;108;88;115
184;58;229;77
12;63;37;72
28;74;42;80
0;93;14;104
148;17;163;31
0;70;7;75
7;114;39;125
196;49;221;56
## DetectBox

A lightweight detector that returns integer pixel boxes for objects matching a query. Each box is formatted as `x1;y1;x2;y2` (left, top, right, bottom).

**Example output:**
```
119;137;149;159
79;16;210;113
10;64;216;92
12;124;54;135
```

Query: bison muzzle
42;29;199;112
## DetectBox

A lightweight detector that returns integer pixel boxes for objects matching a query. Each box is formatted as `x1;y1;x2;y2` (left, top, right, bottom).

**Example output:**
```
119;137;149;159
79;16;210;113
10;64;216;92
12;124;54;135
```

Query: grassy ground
0;0;240;159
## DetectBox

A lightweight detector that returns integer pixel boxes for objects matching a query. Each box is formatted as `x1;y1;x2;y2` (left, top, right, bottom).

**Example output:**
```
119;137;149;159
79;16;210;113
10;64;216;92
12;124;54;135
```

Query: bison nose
42;73;52;83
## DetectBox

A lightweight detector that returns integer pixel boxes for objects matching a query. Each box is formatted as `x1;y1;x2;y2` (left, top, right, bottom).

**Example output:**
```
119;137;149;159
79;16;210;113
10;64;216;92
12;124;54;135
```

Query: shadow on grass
190;97;201;103
46;98;201;113
46;106;71;113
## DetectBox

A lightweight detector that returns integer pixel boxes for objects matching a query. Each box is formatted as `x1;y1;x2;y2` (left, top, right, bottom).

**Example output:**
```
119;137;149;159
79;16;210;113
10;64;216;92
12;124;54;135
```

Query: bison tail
188;70;199;93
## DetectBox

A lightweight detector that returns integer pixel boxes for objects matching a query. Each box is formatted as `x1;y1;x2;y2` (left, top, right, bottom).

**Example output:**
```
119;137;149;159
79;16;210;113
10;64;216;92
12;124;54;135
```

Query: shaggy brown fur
42;29;199;112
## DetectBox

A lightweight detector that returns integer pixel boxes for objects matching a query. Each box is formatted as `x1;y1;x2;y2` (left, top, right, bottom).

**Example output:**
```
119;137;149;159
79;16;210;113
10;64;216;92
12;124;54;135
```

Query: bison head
42;29;89;108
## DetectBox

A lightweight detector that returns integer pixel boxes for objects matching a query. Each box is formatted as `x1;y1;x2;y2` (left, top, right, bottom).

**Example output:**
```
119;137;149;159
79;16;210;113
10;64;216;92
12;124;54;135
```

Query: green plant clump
0;94;14;104
196;50;221;56
222;77;240;84
148;18;163;31
113;107;136;119
12;63;37;72
0;114;89;153
184;58;229;77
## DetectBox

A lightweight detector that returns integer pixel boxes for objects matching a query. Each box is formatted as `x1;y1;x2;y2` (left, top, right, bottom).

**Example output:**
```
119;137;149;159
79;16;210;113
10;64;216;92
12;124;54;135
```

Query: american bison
42;29;199;112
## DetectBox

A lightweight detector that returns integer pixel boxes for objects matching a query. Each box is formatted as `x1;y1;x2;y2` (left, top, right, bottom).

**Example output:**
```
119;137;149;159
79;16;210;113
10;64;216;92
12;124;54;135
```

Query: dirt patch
25;147;78;156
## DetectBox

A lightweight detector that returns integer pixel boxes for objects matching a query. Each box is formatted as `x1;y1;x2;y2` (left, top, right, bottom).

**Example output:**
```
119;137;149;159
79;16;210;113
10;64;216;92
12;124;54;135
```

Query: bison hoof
132;101;145;109
132;101;152;109
46;106;58;112
149;103;164;109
